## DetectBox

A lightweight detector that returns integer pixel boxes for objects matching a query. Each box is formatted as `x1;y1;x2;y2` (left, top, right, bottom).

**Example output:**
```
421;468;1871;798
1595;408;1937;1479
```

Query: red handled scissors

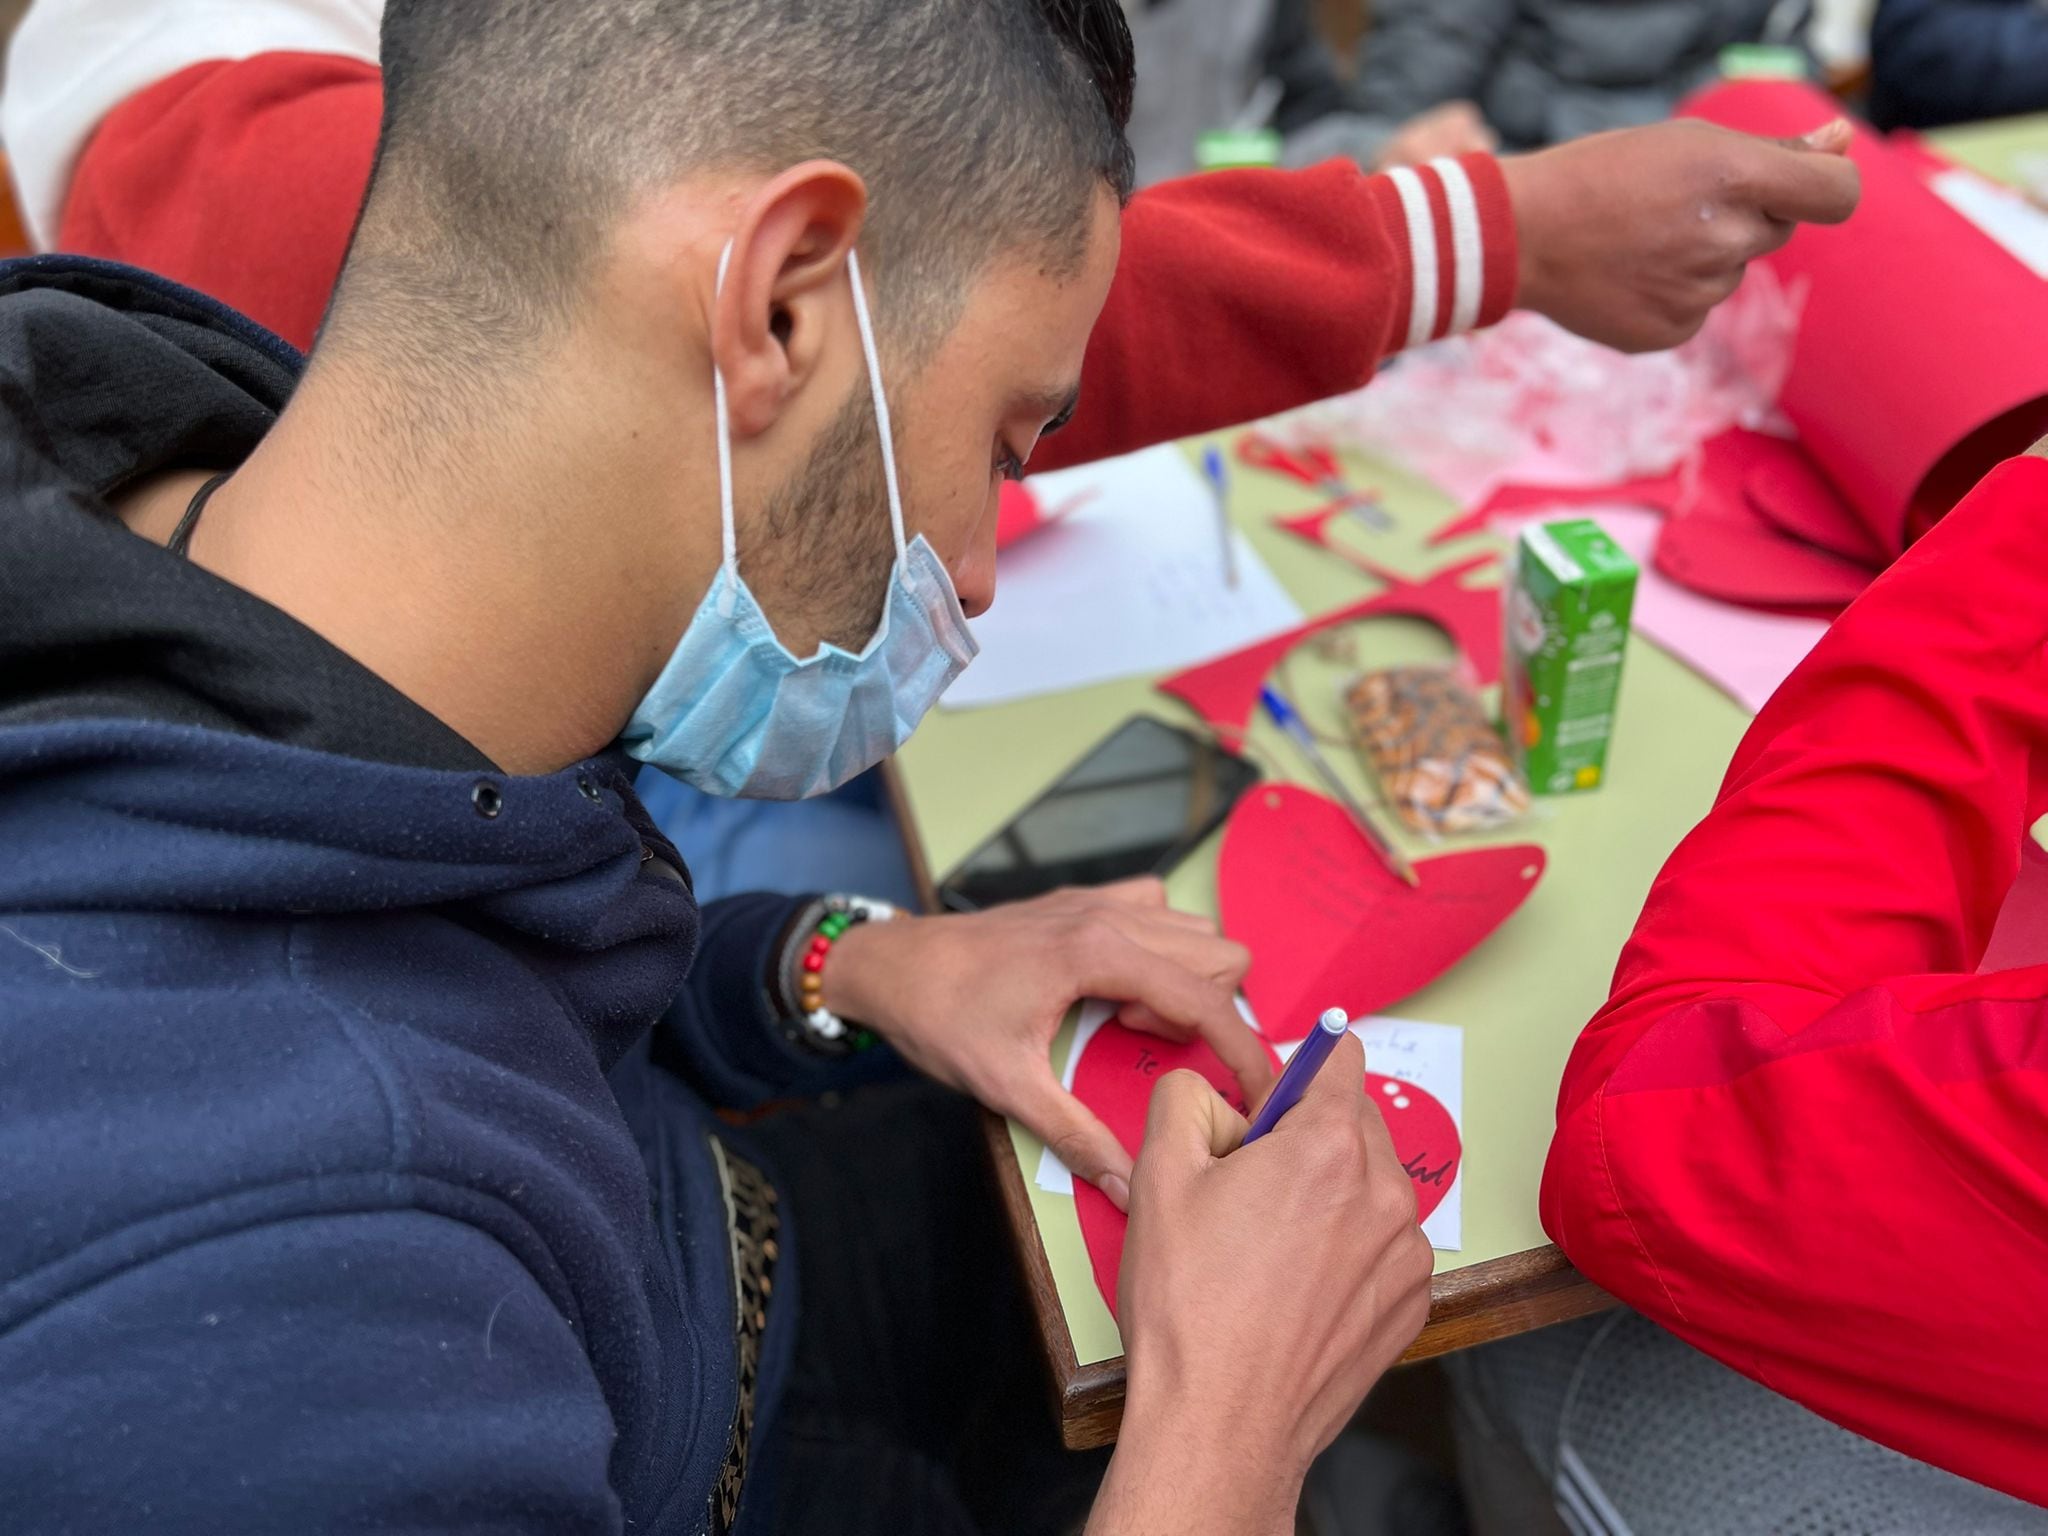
1236;430;1391;531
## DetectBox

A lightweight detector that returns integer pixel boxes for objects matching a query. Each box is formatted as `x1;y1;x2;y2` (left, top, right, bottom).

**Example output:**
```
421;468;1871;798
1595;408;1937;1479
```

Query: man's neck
117;353;715;776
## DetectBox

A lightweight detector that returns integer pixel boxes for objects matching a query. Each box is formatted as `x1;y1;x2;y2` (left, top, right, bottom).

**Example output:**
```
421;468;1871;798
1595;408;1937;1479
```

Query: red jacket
1544;454;2048;1506
53;52;1516;475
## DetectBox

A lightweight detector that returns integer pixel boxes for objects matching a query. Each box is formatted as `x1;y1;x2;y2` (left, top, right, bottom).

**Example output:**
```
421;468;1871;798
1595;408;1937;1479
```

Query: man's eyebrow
1025;384;1083;436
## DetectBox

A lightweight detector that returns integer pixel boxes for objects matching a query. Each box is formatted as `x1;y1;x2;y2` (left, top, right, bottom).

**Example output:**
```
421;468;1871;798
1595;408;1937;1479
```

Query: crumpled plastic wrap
1276;265;1805;504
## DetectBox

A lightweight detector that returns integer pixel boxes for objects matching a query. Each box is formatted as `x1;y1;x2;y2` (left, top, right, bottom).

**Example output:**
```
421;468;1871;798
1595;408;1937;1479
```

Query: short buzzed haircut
330;0;1136;370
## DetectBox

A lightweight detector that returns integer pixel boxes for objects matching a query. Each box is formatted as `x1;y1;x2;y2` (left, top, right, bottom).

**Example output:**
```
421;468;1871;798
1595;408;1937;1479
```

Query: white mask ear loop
844;248;909;560
710;241;740;615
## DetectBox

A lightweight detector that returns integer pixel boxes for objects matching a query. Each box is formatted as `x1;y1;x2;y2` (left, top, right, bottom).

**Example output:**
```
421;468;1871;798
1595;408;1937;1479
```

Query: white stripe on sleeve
1385;164;1439;350
1431;155;1485;335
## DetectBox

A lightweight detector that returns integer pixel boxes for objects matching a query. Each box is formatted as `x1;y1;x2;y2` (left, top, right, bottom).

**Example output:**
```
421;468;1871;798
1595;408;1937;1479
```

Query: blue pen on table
1243;1007;1350;1144
1259;684;1420;887
1201;445;1240;590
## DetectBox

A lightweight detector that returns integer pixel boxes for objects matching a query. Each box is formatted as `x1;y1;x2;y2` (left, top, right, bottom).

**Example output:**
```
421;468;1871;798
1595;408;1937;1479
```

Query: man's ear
712;161;869;441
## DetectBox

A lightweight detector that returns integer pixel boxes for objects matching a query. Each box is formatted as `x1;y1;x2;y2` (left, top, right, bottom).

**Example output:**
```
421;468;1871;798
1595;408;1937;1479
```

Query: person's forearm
1037;156;1516;473
1086;1398;1298;1536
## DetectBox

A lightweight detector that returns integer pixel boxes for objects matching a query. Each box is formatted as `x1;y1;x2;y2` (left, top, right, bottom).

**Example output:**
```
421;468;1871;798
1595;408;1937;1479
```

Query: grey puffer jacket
1352;0;1811;153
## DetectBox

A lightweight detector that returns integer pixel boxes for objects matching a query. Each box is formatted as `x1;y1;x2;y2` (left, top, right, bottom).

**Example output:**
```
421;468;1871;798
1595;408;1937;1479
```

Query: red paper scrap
1155;554;1502;737
1218;785;1545;1041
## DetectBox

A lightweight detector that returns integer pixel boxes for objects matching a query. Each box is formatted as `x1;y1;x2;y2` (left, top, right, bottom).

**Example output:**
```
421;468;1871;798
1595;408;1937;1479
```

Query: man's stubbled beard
742;384;903;655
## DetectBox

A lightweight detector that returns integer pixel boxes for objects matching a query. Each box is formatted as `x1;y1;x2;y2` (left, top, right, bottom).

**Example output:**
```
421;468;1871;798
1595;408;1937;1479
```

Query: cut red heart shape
1071;1022;1275;1322
1364;1071;1461;1225
1155;555;1503;739
1219;785;1545;1042
1070;1022;1462;1318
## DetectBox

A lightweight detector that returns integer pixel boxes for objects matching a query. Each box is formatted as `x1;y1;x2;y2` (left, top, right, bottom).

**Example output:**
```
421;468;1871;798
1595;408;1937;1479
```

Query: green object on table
1717;43;1808;80
1194;129;1281;172
1504;520;1640;797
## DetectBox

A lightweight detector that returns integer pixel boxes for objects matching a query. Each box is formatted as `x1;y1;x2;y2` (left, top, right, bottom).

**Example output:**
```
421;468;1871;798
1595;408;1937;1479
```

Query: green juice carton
1503;519;1638;795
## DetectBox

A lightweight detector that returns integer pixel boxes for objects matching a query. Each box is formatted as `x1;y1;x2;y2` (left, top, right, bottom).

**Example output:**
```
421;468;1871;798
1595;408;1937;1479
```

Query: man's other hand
1371;101;1498;172
822;878;1272;1211
1086;1034;1434;1535
1503;118;1861;353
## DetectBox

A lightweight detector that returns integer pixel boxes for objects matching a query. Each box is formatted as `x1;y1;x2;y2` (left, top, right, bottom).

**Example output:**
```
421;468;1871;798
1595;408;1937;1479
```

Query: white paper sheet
1931;168;2048;281
1033;1000;1115;1197
942;445;1302;709
1346;1016;1464;1252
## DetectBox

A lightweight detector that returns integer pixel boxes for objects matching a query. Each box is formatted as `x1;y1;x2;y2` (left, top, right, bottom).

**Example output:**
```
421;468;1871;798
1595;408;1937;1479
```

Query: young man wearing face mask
0;1;1869;1532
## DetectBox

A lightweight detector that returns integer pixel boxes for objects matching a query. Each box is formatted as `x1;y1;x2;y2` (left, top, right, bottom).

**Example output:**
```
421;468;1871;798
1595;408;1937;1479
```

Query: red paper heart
1365;1071;1461;1224
1071;1023;1462;1318
1743;445;1890;569
1219;785;1544;1041
1155;555;1502;738
1071;1022;1276;1321
1655;494;1873;616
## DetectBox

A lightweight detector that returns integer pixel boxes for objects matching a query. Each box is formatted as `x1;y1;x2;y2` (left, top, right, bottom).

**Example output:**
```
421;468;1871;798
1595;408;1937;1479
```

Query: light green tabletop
889;114;2048;1370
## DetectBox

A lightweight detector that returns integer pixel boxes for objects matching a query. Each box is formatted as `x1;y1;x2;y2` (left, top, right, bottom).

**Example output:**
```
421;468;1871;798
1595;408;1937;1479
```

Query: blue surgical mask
621;245;979;799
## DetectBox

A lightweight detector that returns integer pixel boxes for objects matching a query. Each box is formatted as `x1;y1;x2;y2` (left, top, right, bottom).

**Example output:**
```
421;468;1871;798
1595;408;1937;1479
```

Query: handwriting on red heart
1219;785;1544;1042
1071;1021;1461;1319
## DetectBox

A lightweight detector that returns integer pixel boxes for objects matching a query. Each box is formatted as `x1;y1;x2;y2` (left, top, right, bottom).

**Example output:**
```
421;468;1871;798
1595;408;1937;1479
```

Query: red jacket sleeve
1033;155;1518;472
1542;454;2048;1506
59;53;383;352
62;55;1518;438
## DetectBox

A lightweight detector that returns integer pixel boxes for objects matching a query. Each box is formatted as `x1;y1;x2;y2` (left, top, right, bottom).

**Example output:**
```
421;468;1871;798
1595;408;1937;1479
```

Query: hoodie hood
0;256;698;1065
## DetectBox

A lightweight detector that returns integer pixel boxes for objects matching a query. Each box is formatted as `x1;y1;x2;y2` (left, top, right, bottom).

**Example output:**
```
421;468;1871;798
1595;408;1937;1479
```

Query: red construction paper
994;482;1043;550
1155;554;1502;737
1430;469;1687;547
1365;1072;1462;1225
1070;1021;1461;1318
1651;430;1880;616
995;482;1098;551
1981;839;2048;974
1273;493;1386;552
1742;445;1889;568
1071;1023;1276;1320
1218;785;1545;1040
1684;80;2048;555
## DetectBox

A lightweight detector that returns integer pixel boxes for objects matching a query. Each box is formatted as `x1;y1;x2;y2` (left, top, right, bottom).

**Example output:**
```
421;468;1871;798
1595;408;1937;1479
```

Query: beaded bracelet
777;894;895;1057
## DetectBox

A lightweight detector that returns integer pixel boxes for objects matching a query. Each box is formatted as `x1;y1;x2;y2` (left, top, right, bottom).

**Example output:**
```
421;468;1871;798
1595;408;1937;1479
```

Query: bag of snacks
1344;666;1530;838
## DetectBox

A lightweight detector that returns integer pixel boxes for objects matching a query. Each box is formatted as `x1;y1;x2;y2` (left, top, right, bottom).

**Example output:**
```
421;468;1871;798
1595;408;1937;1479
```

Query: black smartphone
935;715;1262;912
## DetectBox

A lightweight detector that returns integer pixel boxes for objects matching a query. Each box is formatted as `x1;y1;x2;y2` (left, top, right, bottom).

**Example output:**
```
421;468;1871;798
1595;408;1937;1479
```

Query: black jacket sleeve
1870;0;2048;130
653;891;908;1110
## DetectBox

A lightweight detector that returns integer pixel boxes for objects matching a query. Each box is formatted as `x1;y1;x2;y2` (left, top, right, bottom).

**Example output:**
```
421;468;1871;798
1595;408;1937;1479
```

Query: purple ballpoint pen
1242;1007;1350;1144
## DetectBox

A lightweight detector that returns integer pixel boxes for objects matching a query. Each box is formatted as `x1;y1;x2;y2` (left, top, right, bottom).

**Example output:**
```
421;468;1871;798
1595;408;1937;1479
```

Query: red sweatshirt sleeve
62;54;1518;438
1034;154;1518;473
60;53;383;352
1542;454;2048;1505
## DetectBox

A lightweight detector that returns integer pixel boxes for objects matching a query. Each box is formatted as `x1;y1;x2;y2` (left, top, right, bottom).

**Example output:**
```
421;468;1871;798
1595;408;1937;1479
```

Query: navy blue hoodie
0;258;879;1533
